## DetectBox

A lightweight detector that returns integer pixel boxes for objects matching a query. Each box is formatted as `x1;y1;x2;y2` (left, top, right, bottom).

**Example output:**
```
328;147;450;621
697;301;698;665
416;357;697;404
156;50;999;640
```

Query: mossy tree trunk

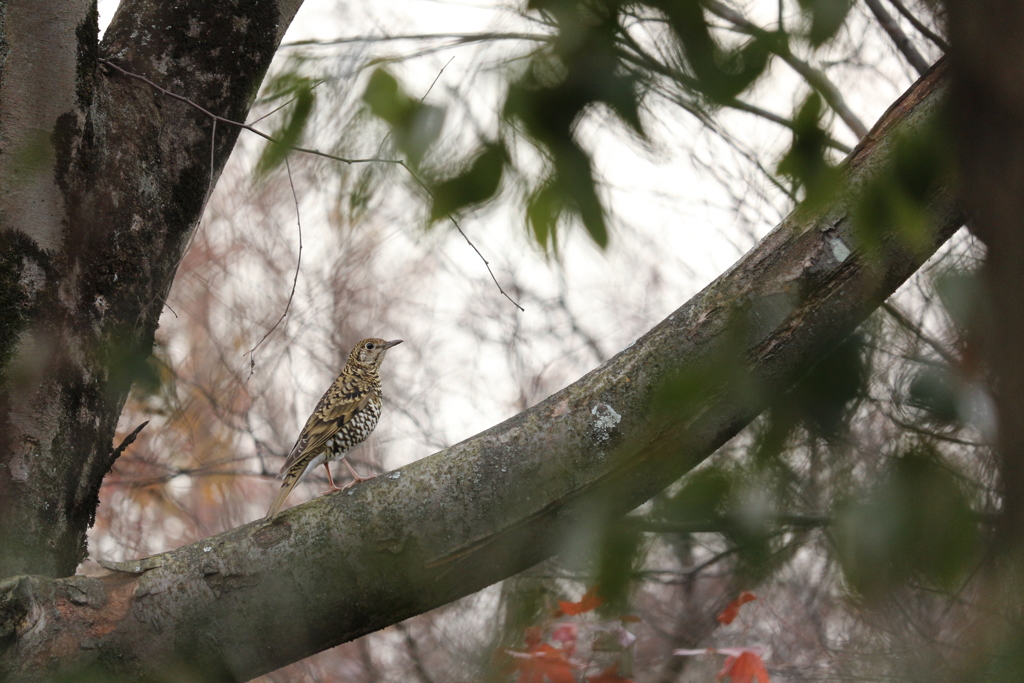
0;0;304;579
0;62;964;681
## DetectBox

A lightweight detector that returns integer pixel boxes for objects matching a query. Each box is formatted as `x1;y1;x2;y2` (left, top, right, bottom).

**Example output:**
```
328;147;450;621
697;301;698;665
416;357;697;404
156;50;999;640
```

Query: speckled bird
265;337;402;520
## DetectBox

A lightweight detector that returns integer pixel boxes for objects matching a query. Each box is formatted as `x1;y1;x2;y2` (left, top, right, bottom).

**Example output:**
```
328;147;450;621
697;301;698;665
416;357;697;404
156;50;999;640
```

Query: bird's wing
280;383;373;475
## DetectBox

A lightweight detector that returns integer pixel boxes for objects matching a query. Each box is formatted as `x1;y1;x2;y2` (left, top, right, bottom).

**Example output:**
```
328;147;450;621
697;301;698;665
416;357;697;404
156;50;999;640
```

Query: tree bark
0;0;304;579
0;61;962;681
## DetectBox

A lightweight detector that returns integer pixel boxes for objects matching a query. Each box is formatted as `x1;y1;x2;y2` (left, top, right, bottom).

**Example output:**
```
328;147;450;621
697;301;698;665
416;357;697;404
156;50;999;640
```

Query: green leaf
652;0;771;102
255;76;315;178
362;68;407;126
798;0;852;46
553;143;608;248
777;93;843;209
527;181;563;252
852;118;955;255
363;68;445;165
429;143;507;221
594;524;642;614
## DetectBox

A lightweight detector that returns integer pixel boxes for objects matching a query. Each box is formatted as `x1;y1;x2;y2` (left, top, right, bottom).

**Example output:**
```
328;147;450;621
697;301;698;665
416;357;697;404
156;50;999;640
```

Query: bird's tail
264;471;303;521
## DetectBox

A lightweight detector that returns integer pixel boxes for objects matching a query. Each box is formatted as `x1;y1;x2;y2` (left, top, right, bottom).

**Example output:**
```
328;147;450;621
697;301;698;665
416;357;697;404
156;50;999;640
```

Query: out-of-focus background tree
72;0;1008;681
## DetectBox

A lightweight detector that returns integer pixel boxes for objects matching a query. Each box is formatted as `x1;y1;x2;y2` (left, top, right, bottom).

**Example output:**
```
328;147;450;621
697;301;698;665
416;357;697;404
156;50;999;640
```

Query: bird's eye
365;342;375;350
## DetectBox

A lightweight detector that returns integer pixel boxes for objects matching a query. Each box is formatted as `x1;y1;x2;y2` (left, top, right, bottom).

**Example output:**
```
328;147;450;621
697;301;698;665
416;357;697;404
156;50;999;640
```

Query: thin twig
446;213;524;312
109;421;150;463
863;0;931;76
280;31;547;49
99;58;402;167
881;301;959;366
374;56;453;157
99;57;522;312
250;79;327;126
422;55;454;101
158;297;178;318
246;158;303;379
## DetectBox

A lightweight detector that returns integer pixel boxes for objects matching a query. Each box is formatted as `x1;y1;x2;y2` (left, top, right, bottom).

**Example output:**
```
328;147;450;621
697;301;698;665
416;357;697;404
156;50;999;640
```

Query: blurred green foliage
655;466;733;526
354;0;865;251
429;143;508;221
777;93;843;211
852;117;955;257
783;331;870;439
983;633;1024;683
834;447;980;599
592;523;644;614
255;72;317;177
798;0;852;46
362;68;446;167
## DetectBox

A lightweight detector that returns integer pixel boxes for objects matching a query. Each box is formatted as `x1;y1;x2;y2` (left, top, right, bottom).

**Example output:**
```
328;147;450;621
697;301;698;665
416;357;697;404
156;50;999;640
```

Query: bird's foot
339;472;377;490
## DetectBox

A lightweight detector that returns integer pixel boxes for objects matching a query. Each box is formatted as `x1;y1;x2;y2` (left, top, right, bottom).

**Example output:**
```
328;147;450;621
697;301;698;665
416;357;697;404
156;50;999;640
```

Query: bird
264;337;402;520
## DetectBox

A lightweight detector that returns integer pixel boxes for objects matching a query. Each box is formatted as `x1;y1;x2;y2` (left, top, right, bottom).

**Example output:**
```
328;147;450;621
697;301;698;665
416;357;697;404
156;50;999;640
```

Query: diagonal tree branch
864;0;932;75
0;61;962;682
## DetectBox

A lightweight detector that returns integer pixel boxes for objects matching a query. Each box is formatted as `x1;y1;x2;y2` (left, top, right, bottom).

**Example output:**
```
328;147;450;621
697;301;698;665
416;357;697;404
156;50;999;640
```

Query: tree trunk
946;0;1024;553
0;61;962;681
0;0;304;579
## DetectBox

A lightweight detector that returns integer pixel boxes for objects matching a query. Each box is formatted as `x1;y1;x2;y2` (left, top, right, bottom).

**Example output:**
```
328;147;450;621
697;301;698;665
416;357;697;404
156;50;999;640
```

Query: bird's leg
324;462;343;492
340;458;375;489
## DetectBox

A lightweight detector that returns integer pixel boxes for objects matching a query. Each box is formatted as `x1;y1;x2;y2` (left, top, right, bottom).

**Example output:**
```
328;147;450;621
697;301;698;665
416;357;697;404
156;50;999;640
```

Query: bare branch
246;159;304;378
864;0;932;75
108;422;151;464
888;0;949;51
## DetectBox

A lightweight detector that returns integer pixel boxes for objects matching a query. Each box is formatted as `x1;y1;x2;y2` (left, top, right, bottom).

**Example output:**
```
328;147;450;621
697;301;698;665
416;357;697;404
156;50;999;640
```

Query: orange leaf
716;651;770;683
558;586;603;616
716;591;757;625
515;643;578;683
587;663;635;683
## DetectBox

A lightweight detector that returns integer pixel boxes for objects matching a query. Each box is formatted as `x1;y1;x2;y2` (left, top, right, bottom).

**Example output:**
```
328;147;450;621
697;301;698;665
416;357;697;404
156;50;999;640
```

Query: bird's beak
383;339;403;349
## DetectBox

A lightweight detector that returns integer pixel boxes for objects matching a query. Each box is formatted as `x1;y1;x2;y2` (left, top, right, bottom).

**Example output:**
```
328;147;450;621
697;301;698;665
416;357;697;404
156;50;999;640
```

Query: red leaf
587;663;635;683
558;586;603;616
716;651;770;683
716;591;757;625
515;643;578;683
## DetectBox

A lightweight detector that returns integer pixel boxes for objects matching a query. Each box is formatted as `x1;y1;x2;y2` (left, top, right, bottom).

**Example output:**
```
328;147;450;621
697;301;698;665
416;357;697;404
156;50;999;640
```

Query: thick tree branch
0;61;962;682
